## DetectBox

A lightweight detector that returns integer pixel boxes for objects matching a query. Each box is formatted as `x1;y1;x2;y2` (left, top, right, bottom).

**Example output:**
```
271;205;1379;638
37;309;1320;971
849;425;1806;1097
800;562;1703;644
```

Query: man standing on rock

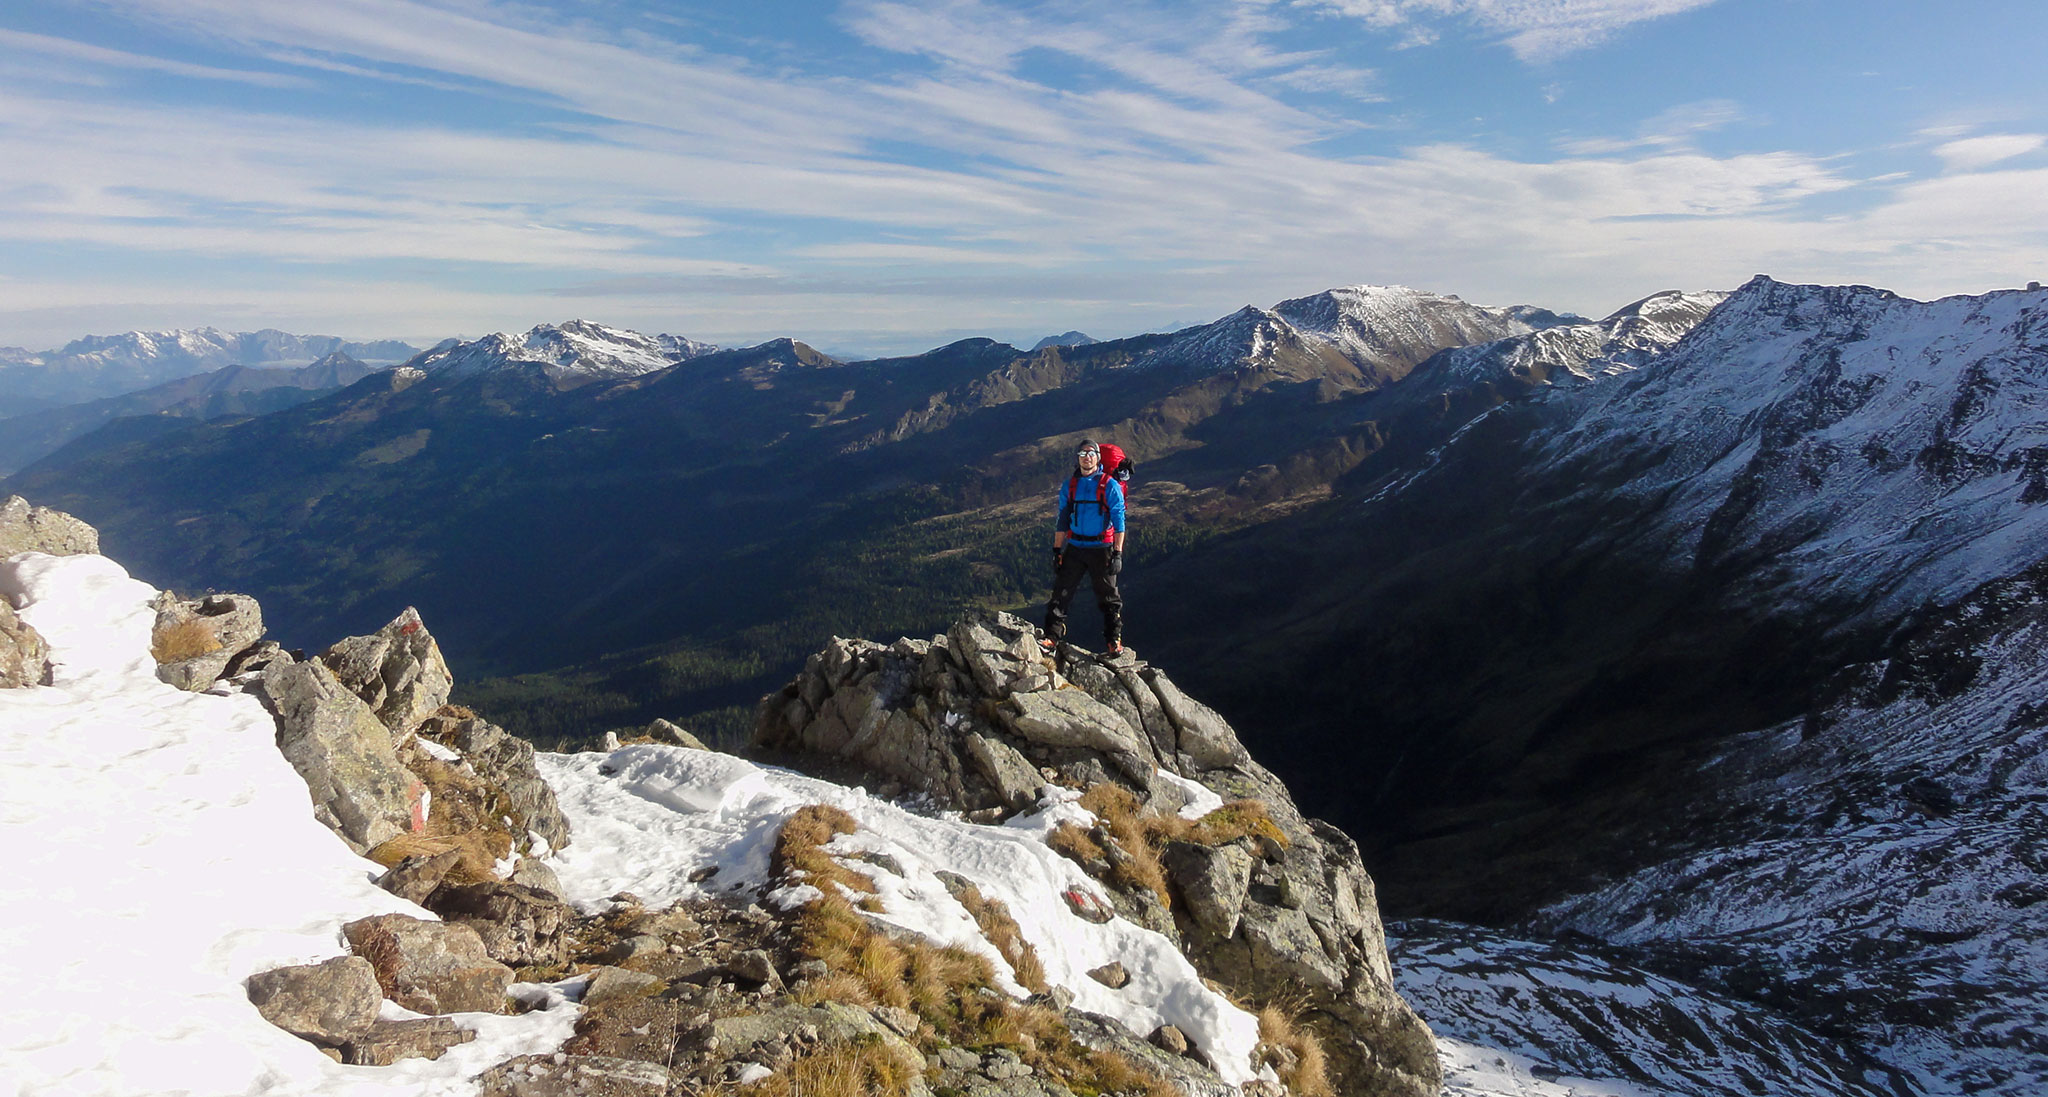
1041;439;1126;657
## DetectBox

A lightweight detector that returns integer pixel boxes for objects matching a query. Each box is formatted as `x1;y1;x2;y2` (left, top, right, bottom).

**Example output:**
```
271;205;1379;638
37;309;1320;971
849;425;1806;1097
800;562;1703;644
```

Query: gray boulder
947;611;1057;698
0;495;98;557
642;718;709;750
711;1002;925;1081
342;1017;474;1065
1002;689;1144;754
1143;668;1250;770
150;591;264;691
474;1054;669;1097
0;599;49;689
256;659;419;854
1162;840;1255;939
319;606;453;733
244;956;382;1046
342;913;513;1015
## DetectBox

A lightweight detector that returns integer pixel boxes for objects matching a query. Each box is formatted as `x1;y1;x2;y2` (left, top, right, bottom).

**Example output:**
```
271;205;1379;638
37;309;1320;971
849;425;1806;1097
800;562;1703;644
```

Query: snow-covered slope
1273;284;1580;374
0;329;421;415
1420;290;1727;389
1530;277;2048;622
409;320;715;388
1133;285;1572;382
0;552;577;1096
1534;558;2048;1097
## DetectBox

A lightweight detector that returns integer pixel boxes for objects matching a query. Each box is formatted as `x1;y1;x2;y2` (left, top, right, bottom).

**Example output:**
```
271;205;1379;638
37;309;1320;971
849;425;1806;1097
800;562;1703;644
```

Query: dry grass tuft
1051;785;1291;908
366;831;509;883
773;804;874;898
1258;1004;1333;1097
957;883;1048;993
150;616;221;663
739;1038;916;1097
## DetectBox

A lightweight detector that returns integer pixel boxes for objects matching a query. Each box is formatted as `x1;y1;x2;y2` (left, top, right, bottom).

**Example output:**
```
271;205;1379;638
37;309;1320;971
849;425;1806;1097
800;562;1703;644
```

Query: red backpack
1064;444;1135;538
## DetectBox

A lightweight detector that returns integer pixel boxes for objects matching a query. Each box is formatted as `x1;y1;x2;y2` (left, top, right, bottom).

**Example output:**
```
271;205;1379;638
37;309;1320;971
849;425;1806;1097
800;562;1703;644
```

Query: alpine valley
6;275;2047;1096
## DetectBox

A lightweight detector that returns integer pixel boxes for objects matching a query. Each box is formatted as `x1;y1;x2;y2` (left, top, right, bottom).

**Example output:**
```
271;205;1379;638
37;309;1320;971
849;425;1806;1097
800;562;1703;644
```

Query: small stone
473;1054;668;1096
606;934;669;966
1086;961;1130;989
938;1046;980;1072
1061;888;1115;924
728;949;781;989
687;865;720;882
1149;1024;1189;1055
584;966;663;1006
374;850;464;906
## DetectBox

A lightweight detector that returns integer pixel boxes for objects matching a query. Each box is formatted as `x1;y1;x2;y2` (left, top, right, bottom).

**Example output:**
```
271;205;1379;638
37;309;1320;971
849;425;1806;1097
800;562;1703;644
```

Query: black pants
1043;544;1121;646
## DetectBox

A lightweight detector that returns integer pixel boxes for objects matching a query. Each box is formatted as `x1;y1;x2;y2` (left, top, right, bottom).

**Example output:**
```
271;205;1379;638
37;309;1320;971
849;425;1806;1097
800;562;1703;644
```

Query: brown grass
738;1039;916;1097
366;831;509;884
150;616;221;663
769;808;1174;1097
956;883;1048;993
1050;785;1290;908
1257;1004;1333;1097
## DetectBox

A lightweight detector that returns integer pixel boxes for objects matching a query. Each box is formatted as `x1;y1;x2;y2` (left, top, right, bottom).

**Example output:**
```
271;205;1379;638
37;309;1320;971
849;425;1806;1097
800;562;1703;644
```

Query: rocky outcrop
319;606;452;732
150;591;266;691
256;658;421;854
753;609;1441;1097
411;707;573;856
0;494;98;557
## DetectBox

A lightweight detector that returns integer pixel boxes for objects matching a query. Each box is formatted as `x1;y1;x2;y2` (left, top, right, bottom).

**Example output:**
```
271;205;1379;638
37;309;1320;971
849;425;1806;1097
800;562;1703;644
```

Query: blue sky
2;0;2044;356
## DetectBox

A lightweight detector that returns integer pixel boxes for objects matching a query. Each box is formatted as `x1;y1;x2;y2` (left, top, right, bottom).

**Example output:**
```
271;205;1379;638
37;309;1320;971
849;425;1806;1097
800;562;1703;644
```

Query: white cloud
1299;0;1724;60
1934;134;2045;172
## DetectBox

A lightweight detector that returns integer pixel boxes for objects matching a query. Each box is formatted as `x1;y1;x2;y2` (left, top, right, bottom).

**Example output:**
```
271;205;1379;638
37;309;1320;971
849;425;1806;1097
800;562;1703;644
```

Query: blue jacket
1057;471;1125;545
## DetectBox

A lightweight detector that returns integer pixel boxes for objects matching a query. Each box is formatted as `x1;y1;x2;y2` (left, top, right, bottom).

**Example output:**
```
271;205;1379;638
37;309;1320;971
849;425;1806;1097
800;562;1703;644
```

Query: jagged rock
414;711;572;854
962;728;1044;809
375;849;465;905
947;611;1057;698
319;607;452;733
583;966;662;1006
341;913;513;1015
150;592;264;691
223;639;289;678
0;495;98;557
244;956;381;1045
1163;840;1256;939
474;1054;669;1097
512;858;566;897
256;659;420;854
1087;961;1130;989
1142;667;1249;770
1002;689;1143;754
642;718;709;749
0;598;49;688
424;880;576;968
341;1017;474;1065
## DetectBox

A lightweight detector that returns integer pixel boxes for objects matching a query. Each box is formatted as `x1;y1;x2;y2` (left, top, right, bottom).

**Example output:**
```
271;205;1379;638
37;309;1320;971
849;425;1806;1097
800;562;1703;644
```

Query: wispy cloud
1933;134;2045;172
0;28;310;87
1297;0;1725;61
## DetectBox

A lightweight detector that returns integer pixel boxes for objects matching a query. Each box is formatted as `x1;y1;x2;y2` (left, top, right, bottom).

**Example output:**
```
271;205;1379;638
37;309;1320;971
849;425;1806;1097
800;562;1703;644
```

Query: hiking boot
1038;636;1058;655
1104;641;1125;659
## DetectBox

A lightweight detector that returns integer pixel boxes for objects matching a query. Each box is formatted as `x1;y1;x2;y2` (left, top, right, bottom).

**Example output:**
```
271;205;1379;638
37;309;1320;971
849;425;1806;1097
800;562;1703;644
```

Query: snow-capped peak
412;321;718;387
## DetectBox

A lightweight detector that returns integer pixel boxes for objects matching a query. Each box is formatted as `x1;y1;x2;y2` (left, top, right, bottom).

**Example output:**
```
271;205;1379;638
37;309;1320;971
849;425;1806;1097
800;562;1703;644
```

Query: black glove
1109;550;1123;576
1053;548;1065;572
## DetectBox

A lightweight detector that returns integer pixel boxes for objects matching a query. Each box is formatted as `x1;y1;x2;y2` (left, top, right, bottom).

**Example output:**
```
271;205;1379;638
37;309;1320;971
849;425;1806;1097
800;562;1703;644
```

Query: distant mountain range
0;352;383;476
0;327;419;416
